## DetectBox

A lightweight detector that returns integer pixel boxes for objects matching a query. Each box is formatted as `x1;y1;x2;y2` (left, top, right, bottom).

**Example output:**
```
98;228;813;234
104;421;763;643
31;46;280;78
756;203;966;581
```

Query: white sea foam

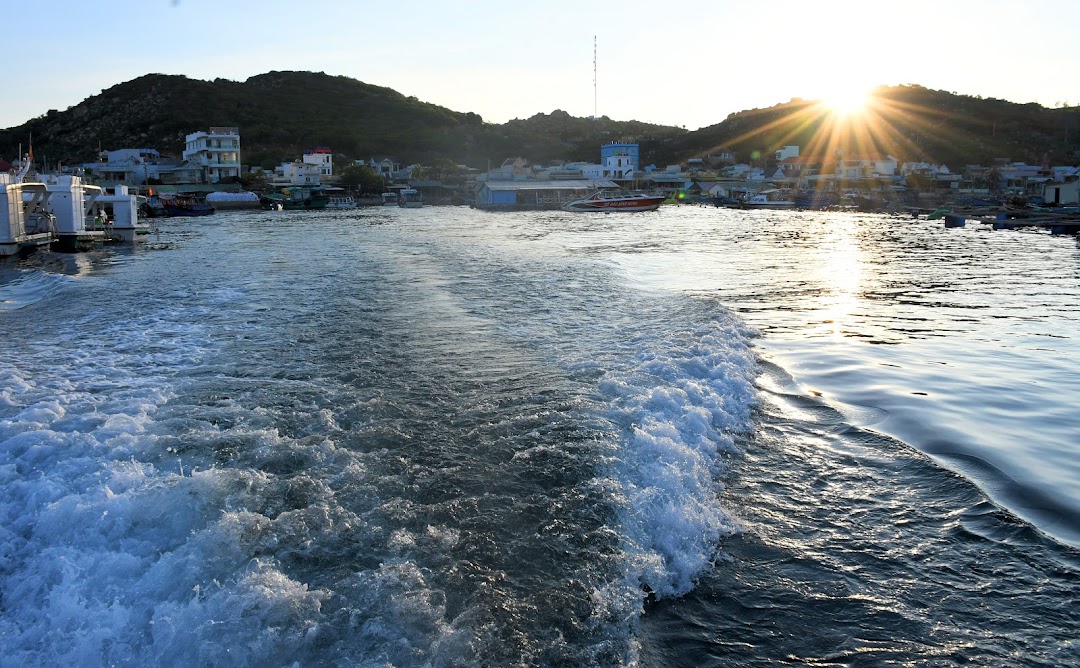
488;260;760;613
0;302;299;664
0;393;336;665
596;319;758;598
1;213;762;664
0;294;478;665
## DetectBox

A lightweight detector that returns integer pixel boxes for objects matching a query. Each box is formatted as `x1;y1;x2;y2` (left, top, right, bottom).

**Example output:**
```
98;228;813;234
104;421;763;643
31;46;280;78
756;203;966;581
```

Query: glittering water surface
1;206;1077;666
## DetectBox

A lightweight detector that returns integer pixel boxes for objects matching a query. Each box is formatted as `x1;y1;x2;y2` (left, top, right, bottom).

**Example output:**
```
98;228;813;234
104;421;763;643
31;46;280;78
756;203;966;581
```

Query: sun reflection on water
813;218;864;339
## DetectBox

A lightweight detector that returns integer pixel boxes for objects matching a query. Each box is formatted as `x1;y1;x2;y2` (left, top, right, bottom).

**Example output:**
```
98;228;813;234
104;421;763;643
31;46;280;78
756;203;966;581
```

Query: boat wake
590;315;757;598
0;219;761;665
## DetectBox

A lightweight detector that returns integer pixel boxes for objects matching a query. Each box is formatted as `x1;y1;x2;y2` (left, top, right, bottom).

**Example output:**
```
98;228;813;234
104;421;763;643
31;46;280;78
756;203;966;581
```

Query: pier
927;208;1080;234
972;213;1080;235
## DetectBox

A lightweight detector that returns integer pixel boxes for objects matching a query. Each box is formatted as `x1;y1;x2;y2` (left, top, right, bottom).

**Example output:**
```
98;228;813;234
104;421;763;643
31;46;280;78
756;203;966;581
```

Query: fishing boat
739;190;796;209
562;191;664;212
160;193;215;217
325;195;357;209
138;195;167;218
261;186;330;210
793;190;838;210
398;189;423;208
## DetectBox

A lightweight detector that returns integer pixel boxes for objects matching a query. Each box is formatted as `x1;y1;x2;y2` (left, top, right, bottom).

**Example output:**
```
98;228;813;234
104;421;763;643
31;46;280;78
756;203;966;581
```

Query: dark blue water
0;207;1077;666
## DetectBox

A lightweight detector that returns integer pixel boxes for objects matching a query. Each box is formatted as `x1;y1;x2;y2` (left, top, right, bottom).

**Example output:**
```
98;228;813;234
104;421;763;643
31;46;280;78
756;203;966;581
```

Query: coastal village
3;123;1080;255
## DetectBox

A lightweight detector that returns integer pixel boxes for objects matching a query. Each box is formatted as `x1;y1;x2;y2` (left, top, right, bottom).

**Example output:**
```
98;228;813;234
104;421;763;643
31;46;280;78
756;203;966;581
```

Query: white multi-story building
183;127;241;183
268;160;323;187
303;147;333;178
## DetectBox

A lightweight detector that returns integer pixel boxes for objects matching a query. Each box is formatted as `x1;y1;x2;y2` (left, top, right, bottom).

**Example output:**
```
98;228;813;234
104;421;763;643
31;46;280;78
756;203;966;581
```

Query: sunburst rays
701;88;960;194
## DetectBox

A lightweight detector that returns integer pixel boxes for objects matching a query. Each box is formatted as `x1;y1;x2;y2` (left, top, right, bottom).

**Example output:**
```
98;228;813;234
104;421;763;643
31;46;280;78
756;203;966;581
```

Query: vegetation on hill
2;73;1078;174
0;71;685;170
671;85;1080;170
0;71;483;168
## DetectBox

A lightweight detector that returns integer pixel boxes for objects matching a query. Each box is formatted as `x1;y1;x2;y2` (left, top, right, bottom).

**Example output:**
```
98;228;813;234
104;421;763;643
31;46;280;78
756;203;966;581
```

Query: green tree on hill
339;163;385;194
423;157;463;183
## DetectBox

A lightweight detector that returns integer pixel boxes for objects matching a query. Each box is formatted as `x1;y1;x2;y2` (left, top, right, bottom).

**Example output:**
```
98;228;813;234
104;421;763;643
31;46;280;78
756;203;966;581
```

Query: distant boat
793;191;838;210
740;190;795;209
851;194;887;212
712;195;741;208
160;193;215;217
381;192;399;206
262;186;330;210
139;195;167;218
325;195;357;209
562;191;664;212
398;188;423;208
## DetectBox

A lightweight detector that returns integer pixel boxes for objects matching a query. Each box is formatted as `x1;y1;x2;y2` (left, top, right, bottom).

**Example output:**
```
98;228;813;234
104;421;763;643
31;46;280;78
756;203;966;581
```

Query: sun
822;86;874;116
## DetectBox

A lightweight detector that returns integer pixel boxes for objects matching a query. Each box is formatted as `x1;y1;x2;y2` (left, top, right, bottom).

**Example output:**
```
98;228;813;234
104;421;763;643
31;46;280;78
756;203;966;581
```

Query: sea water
0;206;1076;666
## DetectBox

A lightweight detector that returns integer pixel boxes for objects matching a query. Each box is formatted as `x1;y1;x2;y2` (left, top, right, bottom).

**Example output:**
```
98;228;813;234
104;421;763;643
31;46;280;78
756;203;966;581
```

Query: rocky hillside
668;85;1080;169
3;73;1078;172
0;71;686;169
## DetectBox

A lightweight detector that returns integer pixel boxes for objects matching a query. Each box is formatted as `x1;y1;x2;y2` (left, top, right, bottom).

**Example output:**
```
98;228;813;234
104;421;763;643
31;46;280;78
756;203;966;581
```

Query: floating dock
926;207;1080;235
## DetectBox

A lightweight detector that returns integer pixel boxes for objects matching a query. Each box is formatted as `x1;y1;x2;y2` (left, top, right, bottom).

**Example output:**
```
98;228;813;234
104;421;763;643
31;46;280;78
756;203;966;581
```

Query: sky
3;0;1080;132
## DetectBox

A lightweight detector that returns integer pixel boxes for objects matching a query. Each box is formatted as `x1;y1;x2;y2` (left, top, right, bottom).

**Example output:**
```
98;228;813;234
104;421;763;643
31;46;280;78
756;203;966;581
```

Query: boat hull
261;186;328;210
397;189;423;208
325;197;357;209
262;194;330;210
283;197;330;210
740;202;796;209
163;204;215;217
562;195;664;212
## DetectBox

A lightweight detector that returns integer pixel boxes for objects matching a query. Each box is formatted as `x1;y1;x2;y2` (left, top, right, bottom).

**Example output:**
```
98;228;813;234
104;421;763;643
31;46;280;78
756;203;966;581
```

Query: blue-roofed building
475;179;619;210
600;142;639;171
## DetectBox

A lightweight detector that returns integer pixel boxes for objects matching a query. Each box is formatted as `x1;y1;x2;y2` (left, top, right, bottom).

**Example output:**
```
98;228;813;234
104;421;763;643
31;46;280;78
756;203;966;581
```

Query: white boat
398;189;423;208
562;191;664;212
4;169;145;252
381;192;399;206
325;196;357;209
740;190;796;209
1;175;54;256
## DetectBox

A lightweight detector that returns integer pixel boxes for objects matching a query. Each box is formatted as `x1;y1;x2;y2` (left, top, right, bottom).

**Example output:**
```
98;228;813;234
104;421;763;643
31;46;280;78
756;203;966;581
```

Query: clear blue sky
4;0;1079;132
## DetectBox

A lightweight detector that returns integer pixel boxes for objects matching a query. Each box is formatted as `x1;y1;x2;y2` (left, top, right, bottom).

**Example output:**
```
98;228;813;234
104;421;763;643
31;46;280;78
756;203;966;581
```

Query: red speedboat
562;191;664;212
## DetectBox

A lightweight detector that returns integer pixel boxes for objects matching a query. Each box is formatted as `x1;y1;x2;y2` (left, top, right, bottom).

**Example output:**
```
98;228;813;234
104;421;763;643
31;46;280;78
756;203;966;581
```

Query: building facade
183;127;241;183
81;148;203;186
303;147;333;178
268;161;323;187
600;142;640;172
365;158;401;180
775;145;800;161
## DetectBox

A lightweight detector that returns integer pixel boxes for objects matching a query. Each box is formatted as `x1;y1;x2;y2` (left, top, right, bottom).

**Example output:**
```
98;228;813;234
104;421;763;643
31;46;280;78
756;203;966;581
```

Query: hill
0;71;687;170
673;85;1080;170
2;73;1079;173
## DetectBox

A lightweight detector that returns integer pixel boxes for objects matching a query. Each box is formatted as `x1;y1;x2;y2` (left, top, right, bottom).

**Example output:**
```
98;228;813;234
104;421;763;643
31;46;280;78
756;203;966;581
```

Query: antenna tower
593;35;597;118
